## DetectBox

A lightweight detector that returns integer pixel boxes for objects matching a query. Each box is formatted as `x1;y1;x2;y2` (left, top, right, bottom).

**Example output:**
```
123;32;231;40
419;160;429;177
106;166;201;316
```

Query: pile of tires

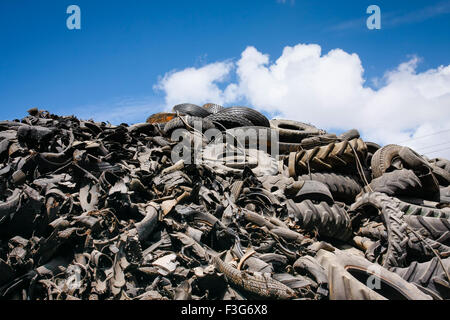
2;106;449;301
164;102;448;301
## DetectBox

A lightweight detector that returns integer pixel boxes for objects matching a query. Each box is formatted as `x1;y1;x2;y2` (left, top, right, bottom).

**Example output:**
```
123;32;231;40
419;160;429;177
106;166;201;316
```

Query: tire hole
346;267;409;300
278;124;302;131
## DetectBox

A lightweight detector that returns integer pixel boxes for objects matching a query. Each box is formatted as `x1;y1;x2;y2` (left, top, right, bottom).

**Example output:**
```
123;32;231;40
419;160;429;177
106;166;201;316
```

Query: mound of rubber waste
0;105;448;300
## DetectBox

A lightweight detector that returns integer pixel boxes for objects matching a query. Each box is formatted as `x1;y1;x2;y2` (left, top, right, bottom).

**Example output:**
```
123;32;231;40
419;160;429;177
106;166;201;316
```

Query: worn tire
270;119;323;143
202;142;278;176
395;199;450;219
146;112;177;125
219;107;270;128
300;134;338;150
290;200;352;241
404;215;450;245
163;116;215;135
365;169;422;196
294;180;334;205
431;158;450;173
298;172;362;203
430;165;450;186
366;142;381;155
224;126;278;150
391;257;450;300
351;192;409;268
441;186;450;204
358;215;450;246
202;103;225;114
357;221;387;241
398;147;430;169
279;142;303;154
371;145;403;178
296;138;368;173
316;249;432;300
206;112;254;129
338;129;360;141
173;103;211;118
407;232;450;260
365;142;381;168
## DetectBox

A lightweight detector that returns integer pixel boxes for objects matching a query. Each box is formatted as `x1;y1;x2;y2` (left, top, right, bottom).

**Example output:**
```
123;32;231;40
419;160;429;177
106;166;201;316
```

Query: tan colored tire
316;249;432;300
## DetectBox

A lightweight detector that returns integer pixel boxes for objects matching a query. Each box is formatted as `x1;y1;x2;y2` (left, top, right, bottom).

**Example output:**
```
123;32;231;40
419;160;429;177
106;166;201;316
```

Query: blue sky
1;0;449;121
1;0;450;158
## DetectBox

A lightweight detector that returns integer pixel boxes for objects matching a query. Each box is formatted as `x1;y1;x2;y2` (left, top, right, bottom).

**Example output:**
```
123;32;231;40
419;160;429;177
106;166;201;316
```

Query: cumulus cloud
154;62;236;109
155;44;450;158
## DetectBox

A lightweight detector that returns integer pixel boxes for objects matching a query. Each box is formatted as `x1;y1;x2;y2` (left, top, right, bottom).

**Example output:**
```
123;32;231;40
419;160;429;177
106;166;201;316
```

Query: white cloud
154;62;235;109
155;44;450;159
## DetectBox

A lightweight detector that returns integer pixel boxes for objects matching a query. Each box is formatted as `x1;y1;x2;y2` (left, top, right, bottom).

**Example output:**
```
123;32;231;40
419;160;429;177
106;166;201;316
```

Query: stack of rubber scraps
0;105;448;300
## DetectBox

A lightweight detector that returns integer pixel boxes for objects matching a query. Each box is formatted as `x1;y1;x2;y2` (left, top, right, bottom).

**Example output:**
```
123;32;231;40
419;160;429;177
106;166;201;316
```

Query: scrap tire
404;215;450;244
279;142;303;154
270;119;323;143
292;200;352;241
430;165;450;186
173;103;211;118
366;142;381;155
395;200;450;219
294;180;334;205
224;126;276;147
407;232;450;259
300;134;338;150
146;112;177;125
202;103;225;114
206;112;254;129
219;107;270;128
202;142;278;177
367;169;422;196
163;116;215;135
351;192;409;268
338;129;360;141
357;221;387;241
431;158;450;173
316;249;432;300
391;257;450;300
399;147;430;169
295;138;368;173
441;186;450;204
371;144;403;178
298;172;362;203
